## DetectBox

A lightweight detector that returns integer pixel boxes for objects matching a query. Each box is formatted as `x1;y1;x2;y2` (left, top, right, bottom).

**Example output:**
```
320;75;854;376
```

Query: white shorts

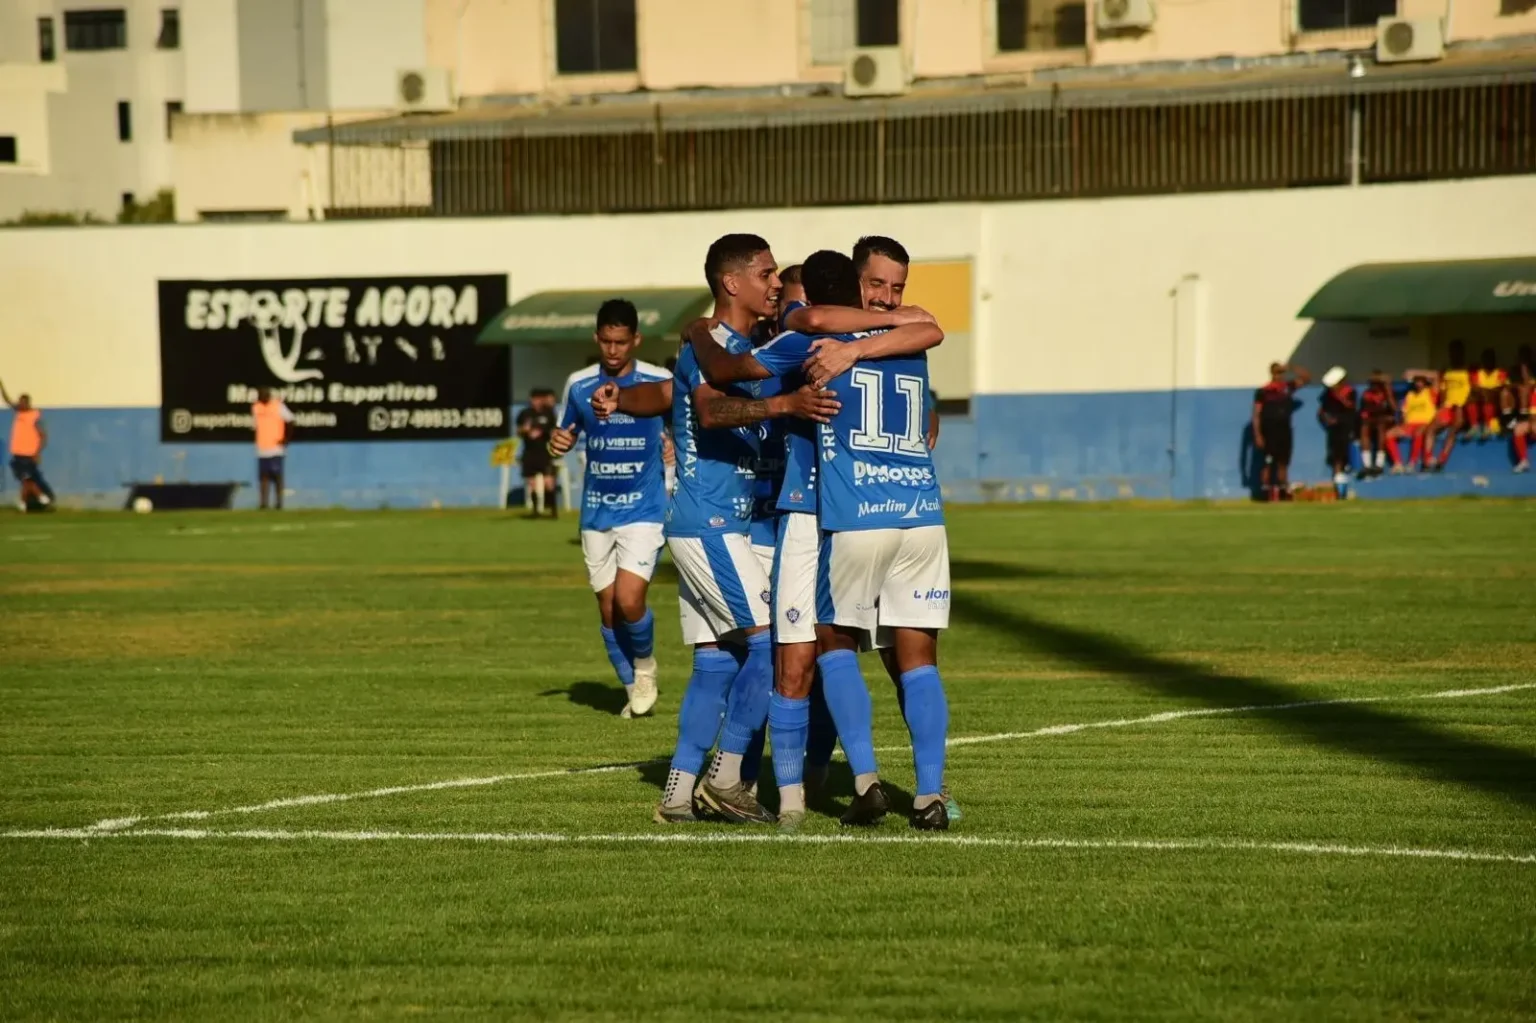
672;533;773;645
580;523;665;593
772;512;819;645
818;524;951;635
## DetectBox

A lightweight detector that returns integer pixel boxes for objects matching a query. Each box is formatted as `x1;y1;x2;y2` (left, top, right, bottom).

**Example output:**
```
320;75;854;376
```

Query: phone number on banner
366;407;506;431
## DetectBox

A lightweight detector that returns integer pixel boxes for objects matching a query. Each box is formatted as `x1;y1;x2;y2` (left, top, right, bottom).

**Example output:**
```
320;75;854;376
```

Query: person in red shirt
1252;362;1310;502
1318;367;1357;499
1357;371;1400;476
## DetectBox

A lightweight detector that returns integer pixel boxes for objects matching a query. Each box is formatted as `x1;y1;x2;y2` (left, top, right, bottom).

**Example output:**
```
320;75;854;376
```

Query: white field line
75;682;1536;835
3;827;1533;866
169;521;361;537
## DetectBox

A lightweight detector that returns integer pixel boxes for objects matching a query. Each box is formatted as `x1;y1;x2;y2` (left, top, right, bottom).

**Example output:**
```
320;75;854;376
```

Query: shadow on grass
952;592;1536;811
539;680;629;716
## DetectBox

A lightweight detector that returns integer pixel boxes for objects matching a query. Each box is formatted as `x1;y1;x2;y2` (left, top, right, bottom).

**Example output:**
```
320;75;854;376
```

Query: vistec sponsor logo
853;462;935;487
601;436;648;450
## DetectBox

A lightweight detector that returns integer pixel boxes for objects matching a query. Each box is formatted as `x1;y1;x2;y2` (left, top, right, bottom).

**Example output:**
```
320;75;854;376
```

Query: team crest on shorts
786;608;801;624
760;589;771;605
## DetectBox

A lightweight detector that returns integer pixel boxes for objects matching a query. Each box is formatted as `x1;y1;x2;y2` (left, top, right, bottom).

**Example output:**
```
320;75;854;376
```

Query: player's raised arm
0;378;15;409
684;318;774;385
696;379;839;428
593;379;672;420
783;303;926;336
802;320;945;389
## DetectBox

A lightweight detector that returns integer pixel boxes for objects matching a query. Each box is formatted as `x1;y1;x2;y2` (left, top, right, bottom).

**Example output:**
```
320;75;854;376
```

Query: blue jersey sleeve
752;331;817;377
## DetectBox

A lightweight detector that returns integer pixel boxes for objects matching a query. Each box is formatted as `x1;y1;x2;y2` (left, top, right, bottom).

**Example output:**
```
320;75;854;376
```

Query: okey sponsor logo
588;460;645;477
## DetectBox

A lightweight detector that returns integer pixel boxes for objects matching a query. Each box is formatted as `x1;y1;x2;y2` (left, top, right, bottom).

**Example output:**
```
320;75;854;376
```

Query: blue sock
669;648;737;775
622;609;655;660
718;631;773;756
769;692;810;790
901;665;949;797
806;674;837;769
600;626;633;689
817;649;876;777
742;725;766;787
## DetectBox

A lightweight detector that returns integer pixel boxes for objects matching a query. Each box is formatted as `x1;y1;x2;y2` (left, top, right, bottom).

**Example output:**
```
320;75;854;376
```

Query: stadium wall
2;176;1534;508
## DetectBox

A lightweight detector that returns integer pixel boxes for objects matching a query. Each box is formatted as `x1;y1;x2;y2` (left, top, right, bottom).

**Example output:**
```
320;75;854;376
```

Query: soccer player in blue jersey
686;249;944;830
809;249;954;830
592;234;838;824
548;299;672;718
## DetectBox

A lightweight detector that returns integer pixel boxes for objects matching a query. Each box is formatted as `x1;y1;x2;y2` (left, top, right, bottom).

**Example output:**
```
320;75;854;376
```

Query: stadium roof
295;50;1536;147
477;288;711;345
1299;257;1536;320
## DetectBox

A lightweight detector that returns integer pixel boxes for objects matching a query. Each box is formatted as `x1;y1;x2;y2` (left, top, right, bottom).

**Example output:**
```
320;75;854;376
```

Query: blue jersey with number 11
817;348;943;532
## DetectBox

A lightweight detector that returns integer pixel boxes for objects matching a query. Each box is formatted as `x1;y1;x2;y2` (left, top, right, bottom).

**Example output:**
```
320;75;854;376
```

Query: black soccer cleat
910;799;950;832
839;781;889;827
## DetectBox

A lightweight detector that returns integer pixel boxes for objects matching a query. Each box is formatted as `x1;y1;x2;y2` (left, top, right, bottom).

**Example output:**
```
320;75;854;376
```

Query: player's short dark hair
801;249;862;309
779;264;803;286
704;233;770;296
853;235;910;272
530;387;555;398
595;298;638;333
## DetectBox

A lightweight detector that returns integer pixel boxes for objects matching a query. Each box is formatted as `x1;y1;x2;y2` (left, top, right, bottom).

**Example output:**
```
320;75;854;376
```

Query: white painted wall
1;176;1533;408
0;0;183;221
323;0;426;110
182;0;241;113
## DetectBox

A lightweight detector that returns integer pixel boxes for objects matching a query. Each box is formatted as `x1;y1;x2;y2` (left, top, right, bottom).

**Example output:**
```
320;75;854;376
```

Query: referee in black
516;388;559;518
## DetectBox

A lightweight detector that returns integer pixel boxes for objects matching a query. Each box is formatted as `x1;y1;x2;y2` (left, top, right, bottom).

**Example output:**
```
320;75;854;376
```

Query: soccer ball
132;496;153;514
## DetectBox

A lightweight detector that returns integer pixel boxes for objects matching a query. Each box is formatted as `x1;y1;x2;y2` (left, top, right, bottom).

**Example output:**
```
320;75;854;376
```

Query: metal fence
323;77;1536;219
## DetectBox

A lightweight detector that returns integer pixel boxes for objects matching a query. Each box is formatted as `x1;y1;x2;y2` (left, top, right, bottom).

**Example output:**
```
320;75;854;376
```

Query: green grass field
2;502;1534;1020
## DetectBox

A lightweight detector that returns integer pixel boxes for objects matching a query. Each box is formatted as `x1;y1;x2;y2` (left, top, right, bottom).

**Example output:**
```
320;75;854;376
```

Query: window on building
38;18;56;62
121;192;135;212
811;0;901;64
65;9;128;51
856;0;899;46
118;101;132;142
157;8;179;49
1297;0;1397;31
554;0;637;75
0;137;17;164
996;0;1087;51
165;100;182;140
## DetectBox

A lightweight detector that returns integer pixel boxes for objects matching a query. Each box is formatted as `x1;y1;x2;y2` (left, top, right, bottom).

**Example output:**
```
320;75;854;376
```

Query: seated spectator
1513;385;1533;474
1470;347;1509;440
1427;339;1471;471
1513;344;1534;417
1388;375;1438;471
1357;371;1399;477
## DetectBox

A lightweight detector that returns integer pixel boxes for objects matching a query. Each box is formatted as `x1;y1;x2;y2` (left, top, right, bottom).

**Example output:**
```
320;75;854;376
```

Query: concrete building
0;0;184;222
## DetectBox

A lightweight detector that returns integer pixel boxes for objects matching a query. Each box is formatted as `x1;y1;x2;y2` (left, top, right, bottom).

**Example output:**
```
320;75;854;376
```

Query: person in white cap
1318;366;1357;500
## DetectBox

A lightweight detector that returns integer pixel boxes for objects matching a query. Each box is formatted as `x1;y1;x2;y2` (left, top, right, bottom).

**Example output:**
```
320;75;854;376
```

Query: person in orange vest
2;379;54;511
251;387;295;510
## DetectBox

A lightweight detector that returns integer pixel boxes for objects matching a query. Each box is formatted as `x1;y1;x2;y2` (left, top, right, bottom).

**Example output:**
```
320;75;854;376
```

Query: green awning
1300;257;1536;320
477;288;712;344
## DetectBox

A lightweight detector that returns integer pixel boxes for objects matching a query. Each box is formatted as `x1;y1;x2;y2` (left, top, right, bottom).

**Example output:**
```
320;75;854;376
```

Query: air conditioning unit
396;68;455;112
1375;18;1444;64
844;47;907;98
1096;0;1155;32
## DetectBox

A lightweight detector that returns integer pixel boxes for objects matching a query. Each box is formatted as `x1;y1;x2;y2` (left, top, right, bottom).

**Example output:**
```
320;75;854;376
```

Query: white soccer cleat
629;657;659;716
